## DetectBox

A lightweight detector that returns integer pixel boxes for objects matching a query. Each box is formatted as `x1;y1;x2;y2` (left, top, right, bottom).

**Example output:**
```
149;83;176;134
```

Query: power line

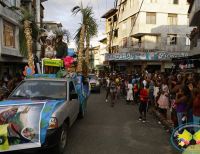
129;0;145;36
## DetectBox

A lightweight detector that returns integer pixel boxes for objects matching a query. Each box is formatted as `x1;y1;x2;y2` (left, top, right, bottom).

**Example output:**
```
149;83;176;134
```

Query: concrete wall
189;0;200;26
0;4;21;58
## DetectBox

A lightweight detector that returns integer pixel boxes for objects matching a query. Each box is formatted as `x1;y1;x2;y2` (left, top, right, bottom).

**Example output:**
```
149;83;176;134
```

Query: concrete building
0;0;47;78
89;38;109;73
102;0;193;73
188;0;200;54
0;0;24;78
43;21;62;32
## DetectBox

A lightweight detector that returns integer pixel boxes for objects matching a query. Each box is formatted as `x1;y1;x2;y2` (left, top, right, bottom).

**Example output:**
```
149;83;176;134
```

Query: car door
69;81;80;124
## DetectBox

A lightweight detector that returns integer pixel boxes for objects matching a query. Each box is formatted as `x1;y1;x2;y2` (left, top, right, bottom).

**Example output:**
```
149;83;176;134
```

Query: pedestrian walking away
139;83;149;123
105;76;110;103
110;77;117;107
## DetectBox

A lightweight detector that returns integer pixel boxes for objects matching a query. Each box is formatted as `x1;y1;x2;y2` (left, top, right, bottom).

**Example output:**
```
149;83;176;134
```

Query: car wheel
54;122;68;154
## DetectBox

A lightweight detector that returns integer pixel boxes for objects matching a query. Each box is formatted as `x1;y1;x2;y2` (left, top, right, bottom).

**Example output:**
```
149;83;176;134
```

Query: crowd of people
0;72;23;100
1;69;200;130
103;71;200;129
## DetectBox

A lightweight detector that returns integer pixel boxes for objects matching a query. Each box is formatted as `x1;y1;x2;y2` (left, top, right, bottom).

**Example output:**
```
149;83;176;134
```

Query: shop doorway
132;65;142;74
146;65;161;73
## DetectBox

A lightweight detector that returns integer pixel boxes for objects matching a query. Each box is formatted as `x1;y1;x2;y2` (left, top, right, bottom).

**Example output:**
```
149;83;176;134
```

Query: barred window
146;12;156;24
167;34;177;45
168;14;177;25
3;21;15;48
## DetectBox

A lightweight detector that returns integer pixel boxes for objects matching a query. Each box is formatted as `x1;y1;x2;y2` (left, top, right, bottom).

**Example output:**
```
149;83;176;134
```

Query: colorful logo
170;123;200;153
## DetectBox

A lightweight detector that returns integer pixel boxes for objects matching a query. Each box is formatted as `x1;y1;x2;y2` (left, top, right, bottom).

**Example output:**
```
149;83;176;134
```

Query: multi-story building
0;0;24;78
43;21;62;32
102;0;193;73
188;0;200;53
0;0;47;78
88;38;109;73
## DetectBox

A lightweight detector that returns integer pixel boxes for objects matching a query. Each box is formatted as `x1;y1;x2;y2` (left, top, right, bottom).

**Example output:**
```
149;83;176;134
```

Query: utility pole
36;0;41;60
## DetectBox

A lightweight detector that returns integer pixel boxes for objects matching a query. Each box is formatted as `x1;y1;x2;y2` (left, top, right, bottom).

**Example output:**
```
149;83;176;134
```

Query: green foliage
10;6;39;57
19;26;28;57
74;26;81;48
53;28;71;43
72;5;98;48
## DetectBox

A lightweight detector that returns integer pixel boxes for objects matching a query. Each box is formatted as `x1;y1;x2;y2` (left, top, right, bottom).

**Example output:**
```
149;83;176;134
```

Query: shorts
139;102;148;113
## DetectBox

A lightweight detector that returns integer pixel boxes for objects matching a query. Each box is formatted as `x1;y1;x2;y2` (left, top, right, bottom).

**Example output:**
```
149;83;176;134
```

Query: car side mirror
70;93;78;100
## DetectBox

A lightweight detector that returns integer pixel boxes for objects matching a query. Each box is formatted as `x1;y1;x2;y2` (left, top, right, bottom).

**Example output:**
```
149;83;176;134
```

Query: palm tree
85;15;98;68
12;7;38;70
72;5;98;74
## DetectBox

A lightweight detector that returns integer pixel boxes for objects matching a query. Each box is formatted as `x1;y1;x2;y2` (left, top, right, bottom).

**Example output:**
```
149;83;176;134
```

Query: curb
151;108;174;133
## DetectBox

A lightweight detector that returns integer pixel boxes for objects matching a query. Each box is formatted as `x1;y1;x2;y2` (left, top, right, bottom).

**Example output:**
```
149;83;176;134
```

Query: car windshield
9;80;67;100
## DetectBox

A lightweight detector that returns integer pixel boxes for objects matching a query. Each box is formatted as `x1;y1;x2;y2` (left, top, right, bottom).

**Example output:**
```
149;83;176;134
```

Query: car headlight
48;117;58;129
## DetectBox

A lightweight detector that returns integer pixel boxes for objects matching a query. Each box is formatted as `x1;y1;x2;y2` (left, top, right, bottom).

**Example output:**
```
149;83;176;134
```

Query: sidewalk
150;108;174;133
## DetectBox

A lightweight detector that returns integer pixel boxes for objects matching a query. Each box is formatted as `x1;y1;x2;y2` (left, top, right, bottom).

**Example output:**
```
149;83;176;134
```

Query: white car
88;74;101;93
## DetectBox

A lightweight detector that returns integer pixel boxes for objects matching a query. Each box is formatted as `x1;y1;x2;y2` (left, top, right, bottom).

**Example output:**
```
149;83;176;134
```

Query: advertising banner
43;58;64;67
0;103;45;152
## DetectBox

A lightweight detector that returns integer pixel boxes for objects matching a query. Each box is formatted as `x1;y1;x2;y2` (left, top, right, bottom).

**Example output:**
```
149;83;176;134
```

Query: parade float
0;28;90;152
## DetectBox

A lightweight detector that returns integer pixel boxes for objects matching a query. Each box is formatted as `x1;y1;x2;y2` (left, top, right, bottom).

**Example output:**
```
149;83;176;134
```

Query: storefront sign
105;52;189;61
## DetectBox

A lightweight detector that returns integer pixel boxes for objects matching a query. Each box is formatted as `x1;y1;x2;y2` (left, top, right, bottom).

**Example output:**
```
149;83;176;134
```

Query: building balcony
189;0;200;26
189;27;200;52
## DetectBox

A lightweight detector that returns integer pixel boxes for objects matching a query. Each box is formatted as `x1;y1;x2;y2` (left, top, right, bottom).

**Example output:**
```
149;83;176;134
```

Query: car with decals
0;74;88;154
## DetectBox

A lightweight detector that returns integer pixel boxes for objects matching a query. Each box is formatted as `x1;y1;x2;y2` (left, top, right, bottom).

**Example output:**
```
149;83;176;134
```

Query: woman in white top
127;80;133;103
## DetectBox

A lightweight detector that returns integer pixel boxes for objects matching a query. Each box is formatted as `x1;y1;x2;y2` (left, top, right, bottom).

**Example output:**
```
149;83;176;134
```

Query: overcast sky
43;0;115;48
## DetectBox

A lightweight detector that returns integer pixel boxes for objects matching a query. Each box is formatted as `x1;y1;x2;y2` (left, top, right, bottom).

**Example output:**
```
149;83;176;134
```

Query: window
113;15;118;22
168;14;177;25
169;0;179;4
3;21;15;48
146;12;156;24
122;22;127;30
114;29;118;37
167;34;177;45
122;37;128;48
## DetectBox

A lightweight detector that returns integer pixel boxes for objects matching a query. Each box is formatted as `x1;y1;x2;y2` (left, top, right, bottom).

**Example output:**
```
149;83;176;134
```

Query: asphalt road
8;90;179;154
65;90;179;154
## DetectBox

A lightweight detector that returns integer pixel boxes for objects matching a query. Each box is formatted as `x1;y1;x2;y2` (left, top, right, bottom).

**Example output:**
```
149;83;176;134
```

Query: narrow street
65;90;178;154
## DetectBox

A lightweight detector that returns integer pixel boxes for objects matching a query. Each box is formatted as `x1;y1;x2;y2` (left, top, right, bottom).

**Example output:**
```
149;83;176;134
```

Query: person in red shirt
139;83;149;123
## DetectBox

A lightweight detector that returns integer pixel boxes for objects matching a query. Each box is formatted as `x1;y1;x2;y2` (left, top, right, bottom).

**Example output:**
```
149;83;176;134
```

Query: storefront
0;56;27;78
105;51;189;73
172;54;200;73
